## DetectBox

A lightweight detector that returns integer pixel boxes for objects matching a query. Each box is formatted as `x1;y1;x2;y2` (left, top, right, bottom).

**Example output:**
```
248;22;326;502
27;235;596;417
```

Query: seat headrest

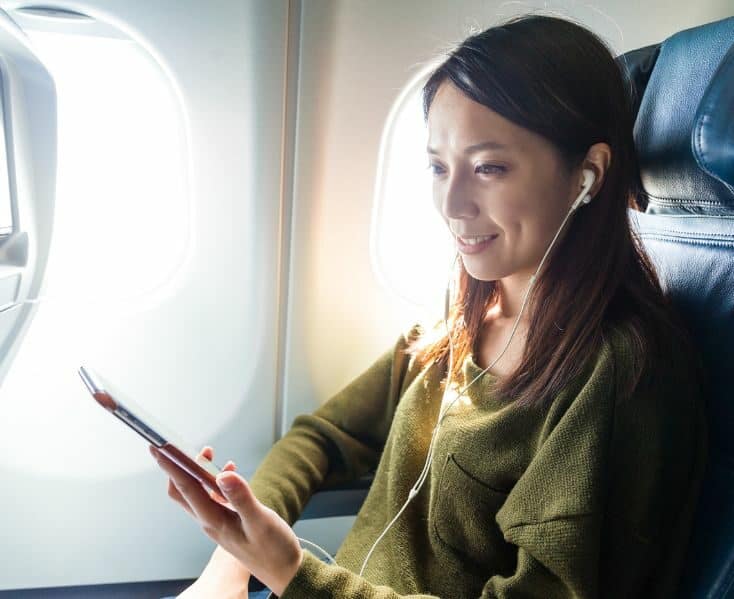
617;16;734;215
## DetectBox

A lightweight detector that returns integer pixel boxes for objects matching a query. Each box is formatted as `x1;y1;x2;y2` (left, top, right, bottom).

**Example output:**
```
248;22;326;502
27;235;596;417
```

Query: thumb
216;472;259;512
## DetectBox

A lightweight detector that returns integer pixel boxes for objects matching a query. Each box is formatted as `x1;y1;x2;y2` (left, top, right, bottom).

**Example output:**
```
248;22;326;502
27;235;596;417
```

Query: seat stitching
640;234;734;248
641;229;734;238
646;195;729;206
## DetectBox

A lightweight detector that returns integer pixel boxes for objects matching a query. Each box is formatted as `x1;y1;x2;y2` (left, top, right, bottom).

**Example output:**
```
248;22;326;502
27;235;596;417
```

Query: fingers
152;446;237;538
215;472;261;521
197;446;214;461
197;446;237;472
152;444;240;520
206;461;237;503
168;478;195;517
208;488;228;504
197;447;235;500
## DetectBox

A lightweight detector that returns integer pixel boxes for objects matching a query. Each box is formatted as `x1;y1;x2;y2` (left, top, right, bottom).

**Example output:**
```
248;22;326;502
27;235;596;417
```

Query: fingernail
217;474;236;492
149;446;158;458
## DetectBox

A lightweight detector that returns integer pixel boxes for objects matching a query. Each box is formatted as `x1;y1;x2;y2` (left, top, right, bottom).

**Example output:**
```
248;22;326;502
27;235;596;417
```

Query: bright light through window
26;30;190;308
0;26;192;479
371;68;455;321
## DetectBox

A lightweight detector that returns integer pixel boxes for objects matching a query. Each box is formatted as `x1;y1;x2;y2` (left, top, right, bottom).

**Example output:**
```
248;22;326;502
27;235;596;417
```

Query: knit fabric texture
248;322;708;598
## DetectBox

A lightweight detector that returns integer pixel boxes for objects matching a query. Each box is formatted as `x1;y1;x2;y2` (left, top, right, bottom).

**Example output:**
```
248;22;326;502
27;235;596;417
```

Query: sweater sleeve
247;323;423;526
280;550;443;598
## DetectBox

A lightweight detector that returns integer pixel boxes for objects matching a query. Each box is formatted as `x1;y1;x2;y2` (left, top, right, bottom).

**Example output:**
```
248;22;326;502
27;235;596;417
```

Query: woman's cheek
491;206;526;239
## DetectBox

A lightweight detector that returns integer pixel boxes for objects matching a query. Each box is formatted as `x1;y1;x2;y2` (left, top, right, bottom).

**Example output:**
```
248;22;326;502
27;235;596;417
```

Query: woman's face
426;81;581;283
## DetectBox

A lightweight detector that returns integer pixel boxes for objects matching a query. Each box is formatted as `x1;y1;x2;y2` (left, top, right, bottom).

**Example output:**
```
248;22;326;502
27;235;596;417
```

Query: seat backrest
616;16;734;598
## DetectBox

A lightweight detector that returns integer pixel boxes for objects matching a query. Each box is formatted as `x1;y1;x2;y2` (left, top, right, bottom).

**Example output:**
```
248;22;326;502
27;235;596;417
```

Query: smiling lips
456;233;499;254
457;233;499;244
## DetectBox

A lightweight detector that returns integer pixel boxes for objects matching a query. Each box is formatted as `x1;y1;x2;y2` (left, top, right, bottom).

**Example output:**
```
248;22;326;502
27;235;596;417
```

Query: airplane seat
614;15;734;598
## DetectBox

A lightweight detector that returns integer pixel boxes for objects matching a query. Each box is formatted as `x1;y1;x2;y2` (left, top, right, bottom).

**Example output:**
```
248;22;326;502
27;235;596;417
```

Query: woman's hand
173;448;252;599
151;444;303;597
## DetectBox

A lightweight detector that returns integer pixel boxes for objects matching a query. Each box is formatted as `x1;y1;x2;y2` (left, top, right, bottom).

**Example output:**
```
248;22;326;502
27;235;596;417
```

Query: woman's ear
581;142;612;199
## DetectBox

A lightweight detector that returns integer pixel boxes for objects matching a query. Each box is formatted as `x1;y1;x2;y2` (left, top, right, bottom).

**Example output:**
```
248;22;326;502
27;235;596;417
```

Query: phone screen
78;366;230;505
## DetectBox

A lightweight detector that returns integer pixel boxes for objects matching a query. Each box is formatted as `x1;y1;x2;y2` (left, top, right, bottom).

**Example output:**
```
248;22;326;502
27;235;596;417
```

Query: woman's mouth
456;233;499;254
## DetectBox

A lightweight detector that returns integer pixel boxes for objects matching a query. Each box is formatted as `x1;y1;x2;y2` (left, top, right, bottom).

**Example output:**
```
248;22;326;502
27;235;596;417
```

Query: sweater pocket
432;452;516;575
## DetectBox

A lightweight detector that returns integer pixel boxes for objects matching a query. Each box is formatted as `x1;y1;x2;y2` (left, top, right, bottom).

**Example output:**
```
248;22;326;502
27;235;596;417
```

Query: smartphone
78;365;232;508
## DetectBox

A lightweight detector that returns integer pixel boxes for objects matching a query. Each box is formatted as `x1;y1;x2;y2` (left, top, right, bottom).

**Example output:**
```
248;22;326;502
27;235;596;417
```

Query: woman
152;13;708;598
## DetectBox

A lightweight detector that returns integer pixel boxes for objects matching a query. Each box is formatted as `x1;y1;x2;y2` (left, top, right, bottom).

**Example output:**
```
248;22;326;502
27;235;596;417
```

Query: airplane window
372;66;454;320
0;18;191;478
0;76;12;235
22;28;190;306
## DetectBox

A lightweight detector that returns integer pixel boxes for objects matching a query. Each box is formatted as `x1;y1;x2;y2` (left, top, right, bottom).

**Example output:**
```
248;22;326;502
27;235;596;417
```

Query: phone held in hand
78;365;230;505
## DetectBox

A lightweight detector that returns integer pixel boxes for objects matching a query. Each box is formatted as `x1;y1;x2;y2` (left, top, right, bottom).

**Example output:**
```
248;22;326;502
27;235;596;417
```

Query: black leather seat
618;15;734;598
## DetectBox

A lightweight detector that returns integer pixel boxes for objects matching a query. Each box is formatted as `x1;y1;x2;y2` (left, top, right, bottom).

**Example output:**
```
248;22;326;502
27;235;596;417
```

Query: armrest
298;472;374;520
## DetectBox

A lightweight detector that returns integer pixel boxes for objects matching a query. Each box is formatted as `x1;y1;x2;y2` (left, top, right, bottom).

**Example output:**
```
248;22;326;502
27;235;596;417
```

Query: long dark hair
405;14;694;408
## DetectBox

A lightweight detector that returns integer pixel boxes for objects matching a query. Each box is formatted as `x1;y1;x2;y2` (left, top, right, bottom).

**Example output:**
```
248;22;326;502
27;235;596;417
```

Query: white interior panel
0;0;291;589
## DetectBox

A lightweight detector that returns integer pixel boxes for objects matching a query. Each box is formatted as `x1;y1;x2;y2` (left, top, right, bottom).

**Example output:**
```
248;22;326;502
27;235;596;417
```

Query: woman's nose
439;176;478;220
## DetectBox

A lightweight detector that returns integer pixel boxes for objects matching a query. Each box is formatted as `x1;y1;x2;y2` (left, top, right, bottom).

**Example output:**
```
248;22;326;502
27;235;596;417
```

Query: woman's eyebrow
426;140;511;155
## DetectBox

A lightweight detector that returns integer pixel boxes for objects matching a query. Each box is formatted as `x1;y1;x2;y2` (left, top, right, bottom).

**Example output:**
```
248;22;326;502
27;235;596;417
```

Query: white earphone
571;168;596;212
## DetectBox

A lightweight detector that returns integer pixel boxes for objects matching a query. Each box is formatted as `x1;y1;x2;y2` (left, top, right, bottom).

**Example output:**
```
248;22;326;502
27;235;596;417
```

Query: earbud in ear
581;169;595;205
570;168;596;211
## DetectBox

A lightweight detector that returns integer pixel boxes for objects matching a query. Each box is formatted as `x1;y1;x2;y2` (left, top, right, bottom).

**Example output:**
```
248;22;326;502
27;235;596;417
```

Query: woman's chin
463;263;505;282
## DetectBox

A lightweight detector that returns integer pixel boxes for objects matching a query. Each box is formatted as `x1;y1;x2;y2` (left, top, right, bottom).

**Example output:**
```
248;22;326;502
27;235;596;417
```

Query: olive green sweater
248;322;708;598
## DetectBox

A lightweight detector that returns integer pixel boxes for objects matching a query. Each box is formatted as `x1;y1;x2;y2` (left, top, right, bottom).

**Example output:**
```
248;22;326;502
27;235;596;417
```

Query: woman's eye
426;163;504;176
427;163;444;176
475;164;505;175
